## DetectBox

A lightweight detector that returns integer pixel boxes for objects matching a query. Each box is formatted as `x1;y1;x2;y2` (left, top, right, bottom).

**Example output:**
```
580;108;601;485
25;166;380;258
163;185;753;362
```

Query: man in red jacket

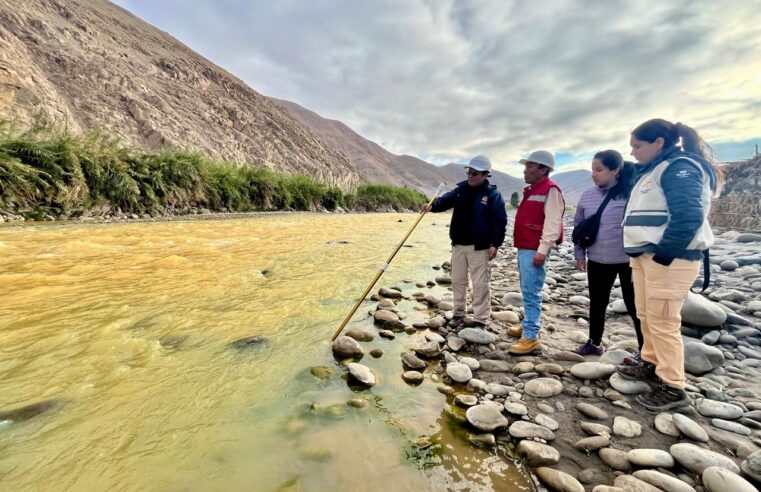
509;150;565;355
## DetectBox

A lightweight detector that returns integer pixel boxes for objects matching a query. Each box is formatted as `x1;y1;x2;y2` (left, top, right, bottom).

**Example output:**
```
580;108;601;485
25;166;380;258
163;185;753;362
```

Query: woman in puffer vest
573;150;641;357
616;118;722;412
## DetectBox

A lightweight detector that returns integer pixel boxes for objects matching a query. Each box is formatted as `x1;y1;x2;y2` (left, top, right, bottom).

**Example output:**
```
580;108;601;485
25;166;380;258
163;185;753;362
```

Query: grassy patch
0;119;428;217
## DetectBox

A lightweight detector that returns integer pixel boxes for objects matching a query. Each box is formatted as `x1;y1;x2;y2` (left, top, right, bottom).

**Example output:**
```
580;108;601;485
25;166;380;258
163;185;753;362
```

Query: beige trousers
631;253;700;389
451;245;491;324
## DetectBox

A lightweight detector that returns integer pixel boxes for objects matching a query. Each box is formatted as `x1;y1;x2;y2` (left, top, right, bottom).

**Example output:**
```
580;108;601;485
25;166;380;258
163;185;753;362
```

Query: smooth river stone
627;449;675;468
696;399;744;420
742;449;761;481
331;336;365;358
524;377;563;397
345;328;374;342
457;328;496;344
478;359;511;372
535;467;584;492
504;401;528;416
574;436;610;452
509;421;555;441
598;447;631;472
402;352;427;370
576;402;608;420
672;413;709;442
347;363;376;387
535;363;564;374
670;443;741;474
581;422;611;437
402;371;424;384
702;466;757;492
632;470;696;492
414;341;441;358
447;336;466;352
570;362;616;380
614;475;667;492
517;440;560;467
446;362;473;383
459;356;480;371
609;373;651;395
654;413;681;437
492;310;520;323
466;404;508;432
711;419;752;436
613;416;642;438
681;292;728;327
535;413;559;431
485;383;512;396
454;394;478;407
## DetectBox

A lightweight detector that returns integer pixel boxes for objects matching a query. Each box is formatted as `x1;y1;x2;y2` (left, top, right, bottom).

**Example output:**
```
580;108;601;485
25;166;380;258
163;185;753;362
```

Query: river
0;213;534;491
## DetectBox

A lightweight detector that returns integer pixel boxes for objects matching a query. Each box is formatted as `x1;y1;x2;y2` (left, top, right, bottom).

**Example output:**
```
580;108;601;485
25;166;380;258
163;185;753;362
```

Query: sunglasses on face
466;170;485;177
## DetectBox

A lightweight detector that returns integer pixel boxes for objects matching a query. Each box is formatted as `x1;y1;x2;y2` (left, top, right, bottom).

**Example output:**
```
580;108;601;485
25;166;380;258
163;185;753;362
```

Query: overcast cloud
114;0;761;174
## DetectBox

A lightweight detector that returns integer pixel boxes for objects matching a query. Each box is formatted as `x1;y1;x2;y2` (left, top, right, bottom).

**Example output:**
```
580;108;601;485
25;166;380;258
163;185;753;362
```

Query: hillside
271;98;449;195
552;169;593;204
0;0;360;188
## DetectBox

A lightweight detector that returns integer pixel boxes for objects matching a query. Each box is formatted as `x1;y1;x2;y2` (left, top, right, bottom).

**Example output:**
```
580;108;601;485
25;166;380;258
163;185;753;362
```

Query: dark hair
592;149;634;199
539;164;551;176
631;118;724;185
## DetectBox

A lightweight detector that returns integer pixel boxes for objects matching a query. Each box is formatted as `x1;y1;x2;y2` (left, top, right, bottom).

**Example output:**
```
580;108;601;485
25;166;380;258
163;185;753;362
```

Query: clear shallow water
0;214;534;491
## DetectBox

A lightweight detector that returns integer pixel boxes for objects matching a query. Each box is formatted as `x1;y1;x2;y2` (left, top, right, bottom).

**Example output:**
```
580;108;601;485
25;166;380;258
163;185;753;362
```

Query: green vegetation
0;120;427;219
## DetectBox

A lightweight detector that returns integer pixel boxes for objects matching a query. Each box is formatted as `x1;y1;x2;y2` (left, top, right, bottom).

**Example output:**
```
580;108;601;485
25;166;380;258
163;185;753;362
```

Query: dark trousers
587;260;643;349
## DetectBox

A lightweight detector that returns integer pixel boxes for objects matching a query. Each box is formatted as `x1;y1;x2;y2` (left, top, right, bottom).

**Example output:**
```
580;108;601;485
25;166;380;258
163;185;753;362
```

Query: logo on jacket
638;176;654;193
481;196;489;205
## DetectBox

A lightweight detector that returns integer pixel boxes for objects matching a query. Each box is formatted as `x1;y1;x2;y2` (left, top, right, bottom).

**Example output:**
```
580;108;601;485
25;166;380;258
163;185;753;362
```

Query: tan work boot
507;325;523;338
508;338;542;355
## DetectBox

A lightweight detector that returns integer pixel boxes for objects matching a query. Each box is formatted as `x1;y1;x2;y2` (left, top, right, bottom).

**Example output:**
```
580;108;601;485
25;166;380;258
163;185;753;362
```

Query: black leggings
587;260;642;349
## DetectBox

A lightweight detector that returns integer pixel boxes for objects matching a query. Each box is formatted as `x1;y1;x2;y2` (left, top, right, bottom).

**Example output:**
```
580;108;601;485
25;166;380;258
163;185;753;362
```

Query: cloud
115;0;761;173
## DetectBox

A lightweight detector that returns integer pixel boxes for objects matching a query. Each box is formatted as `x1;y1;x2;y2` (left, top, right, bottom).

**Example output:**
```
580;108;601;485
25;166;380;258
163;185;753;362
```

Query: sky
114;0;761;175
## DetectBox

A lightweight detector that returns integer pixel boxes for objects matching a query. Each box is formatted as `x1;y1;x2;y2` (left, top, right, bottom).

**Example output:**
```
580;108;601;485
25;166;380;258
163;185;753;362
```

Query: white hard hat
519;150;555;170
465;155;492;174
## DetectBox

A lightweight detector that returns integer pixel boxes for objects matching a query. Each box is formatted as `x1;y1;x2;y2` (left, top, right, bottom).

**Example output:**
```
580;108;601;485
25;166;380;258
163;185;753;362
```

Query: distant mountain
271;98;448;195
552;169;593;204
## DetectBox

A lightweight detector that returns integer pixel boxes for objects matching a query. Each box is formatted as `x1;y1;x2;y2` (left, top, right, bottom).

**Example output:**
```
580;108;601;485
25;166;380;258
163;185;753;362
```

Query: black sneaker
616;361;657;383
447;316;464;328
635;382;691;411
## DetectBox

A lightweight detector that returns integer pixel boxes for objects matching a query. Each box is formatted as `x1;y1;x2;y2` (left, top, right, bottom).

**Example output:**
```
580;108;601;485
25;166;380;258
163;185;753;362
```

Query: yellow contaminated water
0;214;534;492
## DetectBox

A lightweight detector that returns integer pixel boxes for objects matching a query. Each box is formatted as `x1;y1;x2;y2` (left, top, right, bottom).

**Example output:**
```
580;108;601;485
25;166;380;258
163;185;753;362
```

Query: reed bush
0;119;428;217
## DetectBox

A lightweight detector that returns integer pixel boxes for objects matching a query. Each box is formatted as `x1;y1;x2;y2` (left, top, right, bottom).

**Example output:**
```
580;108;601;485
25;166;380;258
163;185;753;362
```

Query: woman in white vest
616;118;721;412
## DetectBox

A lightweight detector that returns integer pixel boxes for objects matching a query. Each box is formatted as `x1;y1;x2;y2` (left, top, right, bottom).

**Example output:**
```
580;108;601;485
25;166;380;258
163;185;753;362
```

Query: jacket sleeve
489;191;508;248
573;194;586;260
653;159;705;265
430;187;458;212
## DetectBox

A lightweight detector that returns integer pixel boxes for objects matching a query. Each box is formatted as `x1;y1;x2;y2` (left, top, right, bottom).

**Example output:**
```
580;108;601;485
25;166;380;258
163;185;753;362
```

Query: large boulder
681;292;727;327
684;339;725;375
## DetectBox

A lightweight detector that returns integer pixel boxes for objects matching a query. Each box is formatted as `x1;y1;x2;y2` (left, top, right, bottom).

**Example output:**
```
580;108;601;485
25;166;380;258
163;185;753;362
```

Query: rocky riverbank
330;225;761;491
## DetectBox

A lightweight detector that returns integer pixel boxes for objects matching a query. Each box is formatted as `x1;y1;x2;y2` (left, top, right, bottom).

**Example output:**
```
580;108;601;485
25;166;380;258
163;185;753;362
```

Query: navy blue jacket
431;180;507;250
633;146;717;265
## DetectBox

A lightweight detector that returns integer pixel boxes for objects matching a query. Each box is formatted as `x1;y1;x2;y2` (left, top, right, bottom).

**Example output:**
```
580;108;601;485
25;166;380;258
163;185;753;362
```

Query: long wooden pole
330;183;446;342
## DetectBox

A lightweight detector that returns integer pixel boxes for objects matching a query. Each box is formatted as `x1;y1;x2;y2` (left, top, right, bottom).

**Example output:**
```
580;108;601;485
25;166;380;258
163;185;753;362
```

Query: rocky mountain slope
271;98;449;195
0;0;360;188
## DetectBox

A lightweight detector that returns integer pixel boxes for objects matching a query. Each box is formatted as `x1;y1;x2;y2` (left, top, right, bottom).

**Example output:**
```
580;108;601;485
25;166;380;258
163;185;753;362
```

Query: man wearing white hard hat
425;155;508;329
508;150;566;355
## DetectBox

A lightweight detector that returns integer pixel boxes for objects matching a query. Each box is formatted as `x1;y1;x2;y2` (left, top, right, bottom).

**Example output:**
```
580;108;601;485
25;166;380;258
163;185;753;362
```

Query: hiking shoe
473;320;487;329
622;352;644;366
507;325;523;338
635;382;691;411
616;361;657;383
508;337;542;355
573;339;604;356
447;316;464;329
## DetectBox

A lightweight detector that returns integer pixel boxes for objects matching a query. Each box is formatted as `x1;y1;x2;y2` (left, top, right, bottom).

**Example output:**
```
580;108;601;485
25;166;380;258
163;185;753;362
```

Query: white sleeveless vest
623;157;714;253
